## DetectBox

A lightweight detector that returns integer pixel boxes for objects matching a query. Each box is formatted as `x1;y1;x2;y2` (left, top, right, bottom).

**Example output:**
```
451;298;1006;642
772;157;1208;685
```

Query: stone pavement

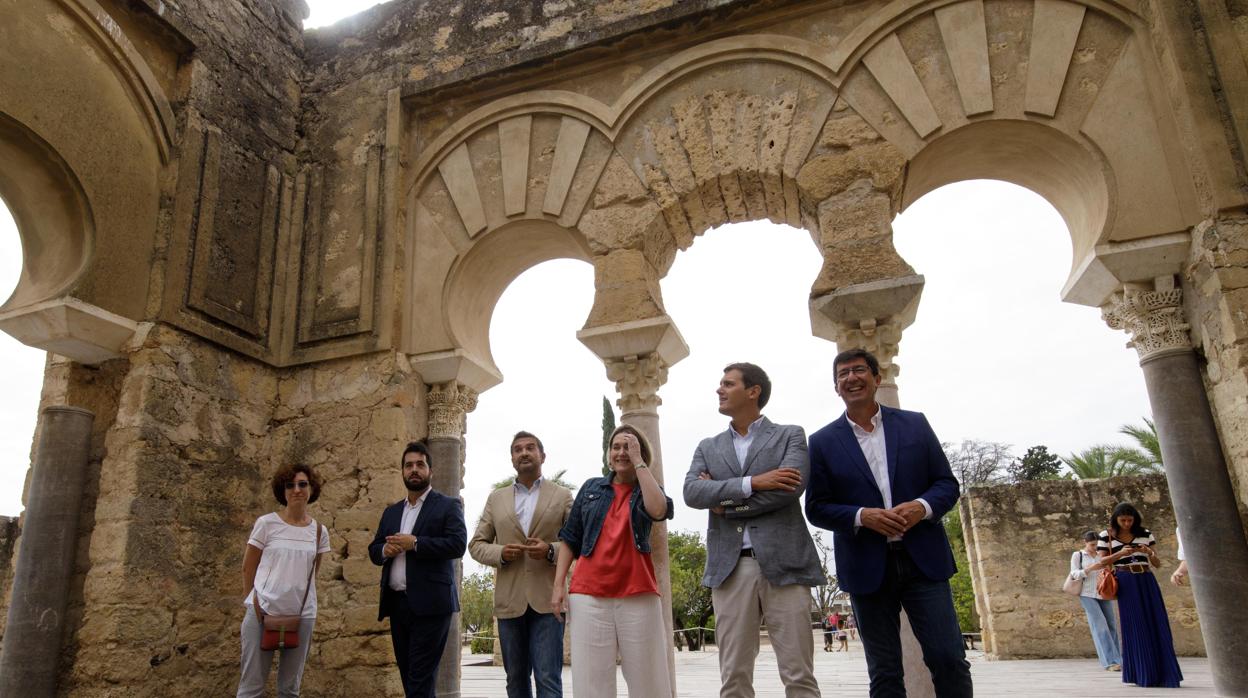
460;637;1214;697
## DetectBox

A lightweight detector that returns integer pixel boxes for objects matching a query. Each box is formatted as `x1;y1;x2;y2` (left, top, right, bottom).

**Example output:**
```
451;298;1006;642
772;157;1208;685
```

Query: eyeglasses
284;481;311;490
835;366;873;380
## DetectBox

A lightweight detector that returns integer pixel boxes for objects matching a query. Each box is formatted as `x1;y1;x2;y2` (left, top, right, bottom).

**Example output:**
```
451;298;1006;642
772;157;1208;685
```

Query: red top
569;483;659;598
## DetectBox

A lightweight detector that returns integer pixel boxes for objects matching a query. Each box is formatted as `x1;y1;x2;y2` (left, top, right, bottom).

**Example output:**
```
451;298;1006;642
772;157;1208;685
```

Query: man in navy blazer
370;441;468;698
806;349;972;697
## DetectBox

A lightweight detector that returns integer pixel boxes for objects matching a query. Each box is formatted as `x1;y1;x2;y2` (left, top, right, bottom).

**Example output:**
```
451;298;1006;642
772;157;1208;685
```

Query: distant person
1097;502;1182;688
1170;527;1188;587
836;619;850;652
551;425;673;698
237;464;329;698
1069;530;1121;671
684;362;825;697
806;348;972;697
469;431;573;698
822;614;835;652
847;613;857;639
370;441;468;698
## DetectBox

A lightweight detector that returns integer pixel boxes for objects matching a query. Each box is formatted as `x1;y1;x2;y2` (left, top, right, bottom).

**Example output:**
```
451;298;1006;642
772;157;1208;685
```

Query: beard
404;475;430;493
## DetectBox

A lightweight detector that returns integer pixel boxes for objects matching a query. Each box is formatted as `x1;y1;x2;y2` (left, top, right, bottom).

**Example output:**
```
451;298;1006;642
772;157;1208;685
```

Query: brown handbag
253;523;324;651
1096;567;1118;600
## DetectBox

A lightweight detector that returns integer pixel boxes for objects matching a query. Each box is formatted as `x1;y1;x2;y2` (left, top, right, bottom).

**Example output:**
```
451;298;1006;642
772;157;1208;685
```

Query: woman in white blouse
1069;530;1121;670
237;464;330;697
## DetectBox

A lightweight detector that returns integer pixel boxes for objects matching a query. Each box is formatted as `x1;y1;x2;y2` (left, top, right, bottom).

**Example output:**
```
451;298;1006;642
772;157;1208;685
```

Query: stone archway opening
462;256;613;533
0;185;54;518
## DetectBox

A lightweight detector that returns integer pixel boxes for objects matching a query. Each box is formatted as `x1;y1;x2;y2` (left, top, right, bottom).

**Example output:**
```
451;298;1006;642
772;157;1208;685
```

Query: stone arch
824;0;1199;299
0;0;177;361
404;0;1206;382
0;113;94;311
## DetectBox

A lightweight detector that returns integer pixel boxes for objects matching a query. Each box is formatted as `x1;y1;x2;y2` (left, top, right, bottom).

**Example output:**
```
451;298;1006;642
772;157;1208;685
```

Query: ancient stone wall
962;475;1205;659
1188;215;1248;520
17;323;431;697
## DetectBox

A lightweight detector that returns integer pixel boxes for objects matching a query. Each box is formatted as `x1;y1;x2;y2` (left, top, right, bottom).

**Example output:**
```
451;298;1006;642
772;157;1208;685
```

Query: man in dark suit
370;441;468;698
806;349;972;697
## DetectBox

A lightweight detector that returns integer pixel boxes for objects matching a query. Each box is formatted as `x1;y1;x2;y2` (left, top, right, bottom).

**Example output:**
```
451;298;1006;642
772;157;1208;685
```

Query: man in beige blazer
469;431;573;698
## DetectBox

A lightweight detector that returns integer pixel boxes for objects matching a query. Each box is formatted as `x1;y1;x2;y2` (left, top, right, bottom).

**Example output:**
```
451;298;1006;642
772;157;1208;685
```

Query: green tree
1062;444;1156;479
668;530;715;650
460;572;495;652
601;395;616;476
1118;418;1163;472
943;509;978;632
1006;445;1063;483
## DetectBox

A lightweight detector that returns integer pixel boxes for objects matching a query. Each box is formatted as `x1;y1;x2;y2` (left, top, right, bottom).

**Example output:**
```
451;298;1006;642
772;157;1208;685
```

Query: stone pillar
579;316;689;698
425;381;478;698
0;405;94;698
1103;277;1248;698
811;276;935;698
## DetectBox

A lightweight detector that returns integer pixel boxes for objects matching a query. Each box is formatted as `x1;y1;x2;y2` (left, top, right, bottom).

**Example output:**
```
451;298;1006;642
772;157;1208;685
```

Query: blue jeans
850;547;973;698
497;606;564;698
1078;595;1121;668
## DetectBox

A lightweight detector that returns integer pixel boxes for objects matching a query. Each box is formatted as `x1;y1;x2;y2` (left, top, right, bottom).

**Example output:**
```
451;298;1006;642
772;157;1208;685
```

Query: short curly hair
271;463;323;505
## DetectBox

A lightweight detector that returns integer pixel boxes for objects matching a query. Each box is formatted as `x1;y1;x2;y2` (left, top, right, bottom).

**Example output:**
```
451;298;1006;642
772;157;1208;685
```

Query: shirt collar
404;489;430;509
514;477;542;494
729;415;765;439
847;404;883;436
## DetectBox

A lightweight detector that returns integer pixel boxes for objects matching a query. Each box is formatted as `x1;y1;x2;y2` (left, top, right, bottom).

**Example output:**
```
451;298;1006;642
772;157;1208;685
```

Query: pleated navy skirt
1116;569;1183;688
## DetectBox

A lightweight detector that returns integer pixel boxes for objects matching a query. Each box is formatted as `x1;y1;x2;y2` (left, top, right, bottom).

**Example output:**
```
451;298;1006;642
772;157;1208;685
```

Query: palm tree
1062;445;1156;479
1118;418;1163;472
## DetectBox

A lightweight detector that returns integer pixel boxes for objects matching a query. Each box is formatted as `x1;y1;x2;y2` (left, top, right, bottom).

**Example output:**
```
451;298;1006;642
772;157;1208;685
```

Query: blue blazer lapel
411;491;438;535
833;417;877;488
882;406;900;485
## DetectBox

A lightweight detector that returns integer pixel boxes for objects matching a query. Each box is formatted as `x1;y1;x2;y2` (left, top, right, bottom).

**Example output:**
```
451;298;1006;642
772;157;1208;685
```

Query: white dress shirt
730;415;765;549
514;477;542;536
848;405;931;541
387;489;429;591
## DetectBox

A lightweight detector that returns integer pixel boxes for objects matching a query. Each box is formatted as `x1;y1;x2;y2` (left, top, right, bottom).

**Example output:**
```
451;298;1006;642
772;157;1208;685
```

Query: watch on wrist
636;462;649;470
546;543;555;564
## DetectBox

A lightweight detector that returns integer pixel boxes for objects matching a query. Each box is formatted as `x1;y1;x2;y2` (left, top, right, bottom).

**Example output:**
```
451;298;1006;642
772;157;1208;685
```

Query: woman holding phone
1096;502;1181;688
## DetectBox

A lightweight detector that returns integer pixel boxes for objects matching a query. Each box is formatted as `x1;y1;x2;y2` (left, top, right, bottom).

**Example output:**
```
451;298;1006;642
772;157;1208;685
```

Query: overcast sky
0;3;1151;557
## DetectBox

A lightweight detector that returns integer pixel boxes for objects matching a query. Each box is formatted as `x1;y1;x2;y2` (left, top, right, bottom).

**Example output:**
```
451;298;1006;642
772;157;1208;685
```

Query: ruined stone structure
2;0;1248;695
961;474;1205;659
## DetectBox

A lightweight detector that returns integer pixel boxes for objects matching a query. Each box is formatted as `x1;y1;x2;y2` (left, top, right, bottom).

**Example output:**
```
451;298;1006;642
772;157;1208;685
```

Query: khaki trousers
712;557;819;698
568;593;672;698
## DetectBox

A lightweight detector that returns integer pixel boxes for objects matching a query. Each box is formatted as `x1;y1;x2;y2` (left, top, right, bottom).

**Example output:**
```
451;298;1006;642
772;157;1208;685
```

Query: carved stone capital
605;353;669;415
426;381;479;440
835;319;903;383
1101;278;1192;363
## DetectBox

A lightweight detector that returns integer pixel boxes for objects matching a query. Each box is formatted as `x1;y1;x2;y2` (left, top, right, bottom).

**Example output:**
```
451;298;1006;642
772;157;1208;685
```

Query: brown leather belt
1117;563;1150;574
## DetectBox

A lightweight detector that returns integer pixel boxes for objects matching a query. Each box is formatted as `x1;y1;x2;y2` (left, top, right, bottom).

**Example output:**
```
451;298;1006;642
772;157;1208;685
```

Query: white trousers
237;608;315;697
569;593;672;698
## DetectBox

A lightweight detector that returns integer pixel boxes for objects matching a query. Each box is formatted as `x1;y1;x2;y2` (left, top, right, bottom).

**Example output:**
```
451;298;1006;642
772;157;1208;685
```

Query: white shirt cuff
741;477;753;498
854;507;863;530
916;498;933;519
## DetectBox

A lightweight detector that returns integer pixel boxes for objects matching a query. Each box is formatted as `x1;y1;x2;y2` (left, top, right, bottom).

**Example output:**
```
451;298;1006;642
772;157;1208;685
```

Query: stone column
0;405;94;698
425;381;478;698
579;316;689;698
811;276;935;698
1103;276;1248;698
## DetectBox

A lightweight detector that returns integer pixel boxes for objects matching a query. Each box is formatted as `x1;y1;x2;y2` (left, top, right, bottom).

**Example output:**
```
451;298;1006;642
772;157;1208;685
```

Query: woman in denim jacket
551;424;674;697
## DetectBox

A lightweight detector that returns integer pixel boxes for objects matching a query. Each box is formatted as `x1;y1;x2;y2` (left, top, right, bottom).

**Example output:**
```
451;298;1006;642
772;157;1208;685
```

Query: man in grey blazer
684;362;825;697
